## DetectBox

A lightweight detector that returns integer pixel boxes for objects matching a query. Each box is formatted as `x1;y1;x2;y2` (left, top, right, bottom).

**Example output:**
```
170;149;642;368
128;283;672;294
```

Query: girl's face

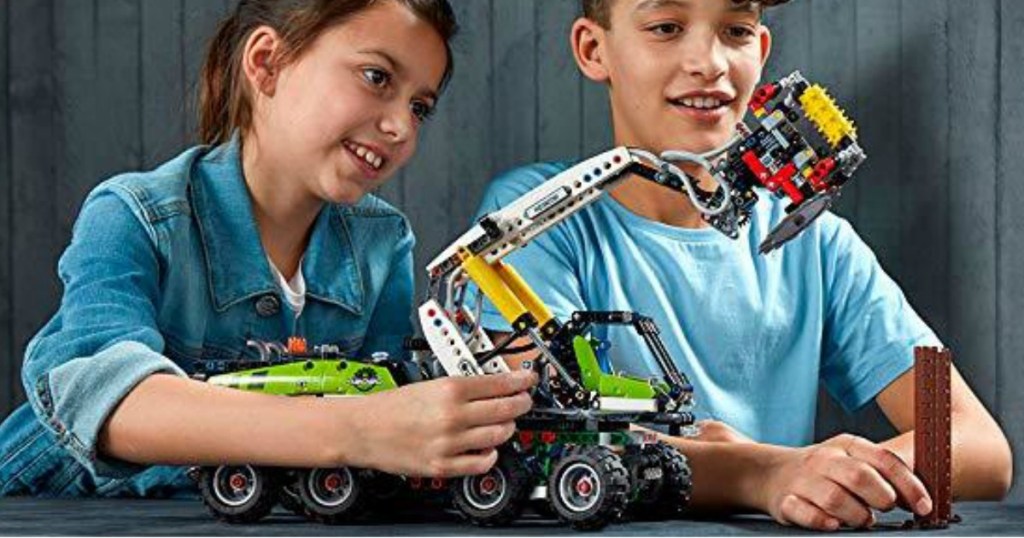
254;1;448;205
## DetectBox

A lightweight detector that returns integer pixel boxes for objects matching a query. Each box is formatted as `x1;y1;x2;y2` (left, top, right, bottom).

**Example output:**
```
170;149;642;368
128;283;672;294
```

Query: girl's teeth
346;141;384;170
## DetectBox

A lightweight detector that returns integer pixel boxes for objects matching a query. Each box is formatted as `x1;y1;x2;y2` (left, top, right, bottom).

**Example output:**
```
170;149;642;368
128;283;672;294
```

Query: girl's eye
649;22;684;37
411;101;435;123
362;67;391;88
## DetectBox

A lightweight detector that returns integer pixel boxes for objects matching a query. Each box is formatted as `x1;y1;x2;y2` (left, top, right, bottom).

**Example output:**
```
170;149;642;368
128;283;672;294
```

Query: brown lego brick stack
912;346;953;529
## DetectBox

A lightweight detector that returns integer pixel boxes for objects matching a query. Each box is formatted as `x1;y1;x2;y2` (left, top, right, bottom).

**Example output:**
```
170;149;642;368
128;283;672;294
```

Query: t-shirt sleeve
819;216;942;412
467;165;587;333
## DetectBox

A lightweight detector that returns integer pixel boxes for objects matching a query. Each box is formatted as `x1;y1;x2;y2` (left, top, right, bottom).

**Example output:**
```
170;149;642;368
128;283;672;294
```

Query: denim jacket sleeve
357;218;415;361
20;186;186;479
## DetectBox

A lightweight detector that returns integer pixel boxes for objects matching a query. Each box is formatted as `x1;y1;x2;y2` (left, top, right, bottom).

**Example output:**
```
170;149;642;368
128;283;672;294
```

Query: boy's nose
681;36;729;82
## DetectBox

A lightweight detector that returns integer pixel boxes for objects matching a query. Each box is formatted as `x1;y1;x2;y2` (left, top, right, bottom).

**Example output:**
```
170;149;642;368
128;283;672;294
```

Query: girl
0;0;535;498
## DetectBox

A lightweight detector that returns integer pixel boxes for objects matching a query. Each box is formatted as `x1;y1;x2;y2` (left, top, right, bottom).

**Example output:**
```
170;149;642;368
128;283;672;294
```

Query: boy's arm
874;364;1013;500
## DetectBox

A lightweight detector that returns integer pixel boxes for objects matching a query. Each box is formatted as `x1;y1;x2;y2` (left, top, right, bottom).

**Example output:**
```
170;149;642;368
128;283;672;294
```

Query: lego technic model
191;71;865;530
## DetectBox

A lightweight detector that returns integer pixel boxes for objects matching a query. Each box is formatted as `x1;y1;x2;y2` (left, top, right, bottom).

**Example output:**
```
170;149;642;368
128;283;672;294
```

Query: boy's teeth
356;146;367;158
373;156;383;168
679;96;723;109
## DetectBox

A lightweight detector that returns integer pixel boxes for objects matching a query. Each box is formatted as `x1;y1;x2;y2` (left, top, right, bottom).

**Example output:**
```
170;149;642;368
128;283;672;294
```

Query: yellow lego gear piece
798;84;856;147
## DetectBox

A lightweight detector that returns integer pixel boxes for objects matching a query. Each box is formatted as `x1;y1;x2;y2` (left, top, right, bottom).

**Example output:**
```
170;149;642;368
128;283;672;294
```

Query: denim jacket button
255;294;281;317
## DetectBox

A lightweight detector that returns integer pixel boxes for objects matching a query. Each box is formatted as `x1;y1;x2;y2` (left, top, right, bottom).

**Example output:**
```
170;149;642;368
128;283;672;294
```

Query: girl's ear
571;18;610;83
242;26;282;97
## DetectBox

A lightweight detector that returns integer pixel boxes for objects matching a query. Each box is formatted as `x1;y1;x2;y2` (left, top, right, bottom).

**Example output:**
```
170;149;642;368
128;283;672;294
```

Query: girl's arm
100;369;537;477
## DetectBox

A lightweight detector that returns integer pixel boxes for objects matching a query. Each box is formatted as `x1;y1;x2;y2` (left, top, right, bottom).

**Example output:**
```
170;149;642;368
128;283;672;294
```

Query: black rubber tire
646;443;693;519
452;450;532;526
277;478;306;516
621;443;664;517
547;445;630;531
198;465;278;524
293;467;366;524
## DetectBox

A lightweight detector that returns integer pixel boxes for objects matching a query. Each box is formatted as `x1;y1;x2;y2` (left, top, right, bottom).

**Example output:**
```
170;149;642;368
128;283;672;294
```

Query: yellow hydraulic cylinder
461;252;530;324
494;262;555;328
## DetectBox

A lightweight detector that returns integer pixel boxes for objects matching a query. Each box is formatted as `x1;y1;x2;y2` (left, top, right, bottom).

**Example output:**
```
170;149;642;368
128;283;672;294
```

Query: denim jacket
0;137;415;496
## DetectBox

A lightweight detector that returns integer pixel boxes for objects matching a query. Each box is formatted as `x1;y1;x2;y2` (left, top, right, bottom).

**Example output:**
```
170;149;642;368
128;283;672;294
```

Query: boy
471;0;1012;530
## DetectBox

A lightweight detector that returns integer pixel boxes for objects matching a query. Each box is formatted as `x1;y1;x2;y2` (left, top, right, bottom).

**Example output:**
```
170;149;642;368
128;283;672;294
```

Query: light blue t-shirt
471;161;941;446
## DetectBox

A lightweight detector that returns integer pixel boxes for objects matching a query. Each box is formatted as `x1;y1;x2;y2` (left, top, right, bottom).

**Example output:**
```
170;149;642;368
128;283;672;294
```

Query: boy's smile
573;0;771;155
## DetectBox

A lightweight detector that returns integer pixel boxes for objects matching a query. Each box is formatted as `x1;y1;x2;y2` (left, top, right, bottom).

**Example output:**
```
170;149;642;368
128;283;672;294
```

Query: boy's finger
778;493;841;531
841;436;933;516
823;459;898;511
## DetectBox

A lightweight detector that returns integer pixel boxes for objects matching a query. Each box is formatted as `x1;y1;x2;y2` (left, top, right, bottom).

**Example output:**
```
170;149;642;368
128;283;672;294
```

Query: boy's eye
725;25;756;40
411;101;435;123
648;22;684;37
362;67;391;88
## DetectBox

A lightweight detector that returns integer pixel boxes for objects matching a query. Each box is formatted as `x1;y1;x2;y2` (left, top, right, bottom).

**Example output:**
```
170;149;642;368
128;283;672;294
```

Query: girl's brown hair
198;0;458;146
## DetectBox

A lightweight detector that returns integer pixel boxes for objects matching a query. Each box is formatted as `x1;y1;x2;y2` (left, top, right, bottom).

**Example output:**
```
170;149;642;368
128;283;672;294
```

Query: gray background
0;0;1020;501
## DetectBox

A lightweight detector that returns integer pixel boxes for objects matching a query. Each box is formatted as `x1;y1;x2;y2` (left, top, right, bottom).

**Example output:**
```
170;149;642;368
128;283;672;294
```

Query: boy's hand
759;434;932;531
693;419;753;443
341;370;537;478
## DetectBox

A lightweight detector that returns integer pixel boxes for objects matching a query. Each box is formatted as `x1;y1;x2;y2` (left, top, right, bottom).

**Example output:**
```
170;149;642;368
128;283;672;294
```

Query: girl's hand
340;370;538;477
759;434;932;531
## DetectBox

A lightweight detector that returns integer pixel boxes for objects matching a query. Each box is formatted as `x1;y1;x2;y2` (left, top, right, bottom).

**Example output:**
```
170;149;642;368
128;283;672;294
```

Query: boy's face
573;0;771;154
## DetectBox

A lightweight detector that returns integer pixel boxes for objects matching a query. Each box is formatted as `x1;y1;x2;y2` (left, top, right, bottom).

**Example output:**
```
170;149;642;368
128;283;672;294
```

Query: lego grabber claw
759;189;837;254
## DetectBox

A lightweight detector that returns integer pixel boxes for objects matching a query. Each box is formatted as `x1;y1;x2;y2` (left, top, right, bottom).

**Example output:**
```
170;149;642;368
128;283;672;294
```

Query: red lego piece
808;157;836;191
742;150;772;186
287;337;307;355
749;82;779;111
770;163;806;205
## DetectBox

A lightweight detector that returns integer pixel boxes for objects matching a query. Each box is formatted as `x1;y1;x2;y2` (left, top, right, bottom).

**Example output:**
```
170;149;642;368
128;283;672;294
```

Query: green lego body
205;359;398;396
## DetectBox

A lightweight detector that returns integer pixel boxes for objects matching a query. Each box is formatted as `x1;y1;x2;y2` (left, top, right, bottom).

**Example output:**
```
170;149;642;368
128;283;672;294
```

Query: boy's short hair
581;0;791;28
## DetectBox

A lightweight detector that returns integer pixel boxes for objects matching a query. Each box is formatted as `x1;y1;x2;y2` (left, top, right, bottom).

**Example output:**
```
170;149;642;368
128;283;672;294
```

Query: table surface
0;499;1020;536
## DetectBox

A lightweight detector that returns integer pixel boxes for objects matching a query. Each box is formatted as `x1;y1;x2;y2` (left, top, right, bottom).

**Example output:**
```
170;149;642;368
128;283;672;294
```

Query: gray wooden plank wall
0;0;1020;501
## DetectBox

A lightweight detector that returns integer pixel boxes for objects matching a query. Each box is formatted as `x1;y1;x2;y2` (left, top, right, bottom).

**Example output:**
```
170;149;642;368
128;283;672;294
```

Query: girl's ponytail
198;14;244;146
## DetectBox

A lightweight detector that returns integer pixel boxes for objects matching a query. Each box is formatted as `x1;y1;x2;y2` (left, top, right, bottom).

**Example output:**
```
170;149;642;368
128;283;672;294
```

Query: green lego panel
206;359;398;396
572;336;658;399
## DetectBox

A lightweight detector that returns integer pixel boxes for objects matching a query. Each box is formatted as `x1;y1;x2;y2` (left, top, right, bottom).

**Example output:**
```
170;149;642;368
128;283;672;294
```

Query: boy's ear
758;25;773;68
571;17;610;83
242;26;282;97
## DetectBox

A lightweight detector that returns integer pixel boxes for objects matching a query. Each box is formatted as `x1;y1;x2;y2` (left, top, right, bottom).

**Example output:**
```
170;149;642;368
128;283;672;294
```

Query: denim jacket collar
188;137;364;315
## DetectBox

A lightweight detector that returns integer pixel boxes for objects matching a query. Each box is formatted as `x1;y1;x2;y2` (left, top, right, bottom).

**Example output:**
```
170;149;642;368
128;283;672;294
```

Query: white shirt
267;256;306;319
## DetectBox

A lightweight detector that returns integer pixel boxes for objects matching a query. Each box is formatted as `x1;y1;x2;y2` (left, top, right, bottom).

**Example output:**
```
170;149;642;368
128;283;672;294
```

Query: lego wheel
452;451;531;526
198;465;277;524
650;443;692;517
547;446;630;531
294;467;366;524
